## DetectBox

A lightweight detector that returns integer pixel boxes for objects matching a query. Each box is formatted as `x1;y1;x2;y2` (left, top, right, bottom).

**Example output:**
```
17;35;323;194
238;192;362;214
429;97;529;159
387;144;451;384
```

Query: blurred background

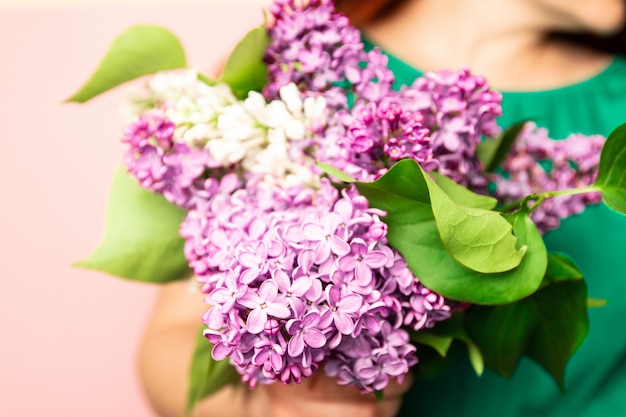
0;0;268;415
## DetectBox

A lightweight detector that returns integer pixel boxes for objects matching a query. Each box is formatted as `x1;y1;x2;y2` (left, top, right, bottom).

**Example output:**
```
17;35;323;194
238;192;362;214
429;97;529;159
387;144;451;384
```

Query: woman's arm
138;280;410;417
138;280;268;417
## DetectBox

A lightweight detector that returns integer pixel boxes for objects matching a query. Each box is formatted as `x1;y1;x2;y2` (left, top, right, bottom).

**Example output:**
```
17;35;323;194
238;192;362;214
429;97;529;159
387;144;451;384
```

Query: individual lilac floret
286;312;327;356
486;123;604;233
188;177;453;392
239;280;291;334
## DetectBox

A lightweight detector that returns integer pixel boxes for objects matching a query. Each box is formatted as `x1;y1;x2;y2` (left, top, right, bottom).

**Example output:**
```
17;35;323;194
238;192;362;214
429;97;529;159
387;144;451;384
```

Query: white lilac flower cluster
122;72;327;202
118;0;606;393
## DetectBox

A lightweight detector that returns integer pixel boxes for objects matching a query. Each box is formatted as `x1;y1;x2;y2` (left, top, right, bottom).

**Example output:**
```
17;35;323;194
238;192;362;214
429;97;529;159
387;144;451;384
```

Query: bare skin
138;1;625;416
364;0;623;91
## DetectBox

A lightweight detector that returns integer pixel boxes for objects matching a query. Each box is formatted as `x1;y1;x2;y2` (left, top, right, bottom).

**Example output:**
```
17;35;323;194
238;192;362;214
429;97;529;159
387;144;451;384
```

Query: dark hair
551;31;626;55
335;0;626;56
334;0;409;26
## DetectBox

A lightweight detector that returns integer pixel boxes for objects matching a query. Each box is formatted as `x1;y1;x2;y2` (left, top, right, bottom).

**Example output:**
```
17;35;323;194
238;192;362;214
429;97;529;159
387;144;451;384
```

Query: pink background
0;4;263;416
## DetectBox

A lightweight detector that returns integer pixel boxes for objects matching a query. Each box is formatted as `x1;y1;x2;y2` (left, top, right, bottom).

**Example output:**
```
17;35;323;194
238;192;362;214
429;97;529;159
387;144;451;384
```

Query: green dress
375;45;626;417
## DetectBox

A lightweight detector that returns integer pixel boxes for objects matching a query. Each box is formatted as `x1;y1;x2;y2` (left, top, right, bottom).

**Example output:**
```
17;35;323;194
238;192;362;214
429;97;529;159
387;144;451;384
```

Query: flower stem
497;185;599;213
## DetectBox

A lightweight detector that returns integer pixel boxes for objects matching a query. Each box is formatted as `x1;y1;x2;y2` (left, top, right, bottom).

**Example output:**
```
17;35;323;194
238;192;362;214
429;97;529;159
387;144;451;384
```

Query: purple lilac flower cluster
121;109;215;209
264;0;502;182
396;69;503;186
182;176;451;391
264;0;374;106
264;0;432;180
488;123;604;233
325;98;436;180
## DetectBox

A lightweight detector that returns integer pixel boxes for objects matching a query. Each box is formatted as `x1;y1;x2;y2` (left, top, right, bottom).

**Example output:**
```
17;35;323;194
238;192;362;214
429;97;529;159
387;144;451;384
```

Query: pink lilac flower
273;269;312;312
318;285;363;335
237;241;271;284
253;336;286;372
264;0;362;104
396;68;503;187
301;213;350;262
209;269;247;313
238;279;291;334
286;312;327;356
121;109;213;209
188;177;453;392
485;123;604;233
338;238;388;286
355;353;409;390
264;0;503;185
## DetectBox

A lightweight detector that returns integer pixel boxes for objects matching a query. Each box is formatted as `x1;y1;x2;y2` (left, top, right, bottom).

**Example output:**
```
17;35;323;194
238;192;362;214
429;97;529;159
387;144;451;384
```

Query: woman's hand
259;371;412;417
140;280;411;417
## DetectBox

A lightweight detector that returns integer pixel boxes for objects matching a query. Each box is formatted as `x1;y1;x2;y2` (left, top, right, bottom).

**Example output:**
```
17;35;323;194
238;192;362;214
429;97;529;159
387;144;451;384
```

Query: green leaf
410;330;454;357
587;298;608;308
466;305;530;379
219;25;270;99
477;121;527;172
356;160;547;304
465;338;485;376
67;25;187;103
465;254;589;390
431;172;497;210
412;314;484;376
316;162;356;183
594;122;626;214
425;168;527;273
186;325;239;415
197;72;218;86
543;253;583;287
74;166;190;282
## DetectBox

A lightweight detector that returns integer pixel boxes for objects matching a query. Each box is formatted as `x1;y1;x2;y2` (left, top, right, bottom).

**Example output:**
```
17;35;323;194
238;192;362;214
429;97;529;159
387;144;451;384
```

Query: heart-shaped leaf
219;25;270;99
186;326;239;416
425;168;527;273
317;162;357;183
67;25;187;103
465;254;588;390
409;330;454;358
594;122;626;214
430;172;497;210
74;166;190;282
355;160;547;305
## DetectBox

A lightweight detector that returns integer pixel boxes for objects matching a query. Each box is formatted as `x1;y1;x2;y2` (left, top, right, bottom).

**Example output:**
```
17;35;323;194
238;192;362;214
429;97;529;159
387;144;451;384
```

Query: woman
339;1;626;416
139;1;626;416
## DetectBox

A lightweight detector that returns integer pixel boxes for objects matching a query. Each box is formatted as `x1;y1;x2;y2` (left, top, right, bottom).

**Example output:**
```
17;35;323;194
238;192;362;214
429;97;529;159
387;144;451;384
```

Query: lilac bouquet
70;0;626;413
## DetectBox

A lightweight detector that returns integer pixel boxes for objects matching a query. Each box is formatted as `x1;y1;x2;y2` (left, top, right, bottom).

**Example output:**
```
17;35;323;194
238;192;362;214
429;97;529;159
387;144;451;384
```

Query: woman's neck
363;0;614;91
